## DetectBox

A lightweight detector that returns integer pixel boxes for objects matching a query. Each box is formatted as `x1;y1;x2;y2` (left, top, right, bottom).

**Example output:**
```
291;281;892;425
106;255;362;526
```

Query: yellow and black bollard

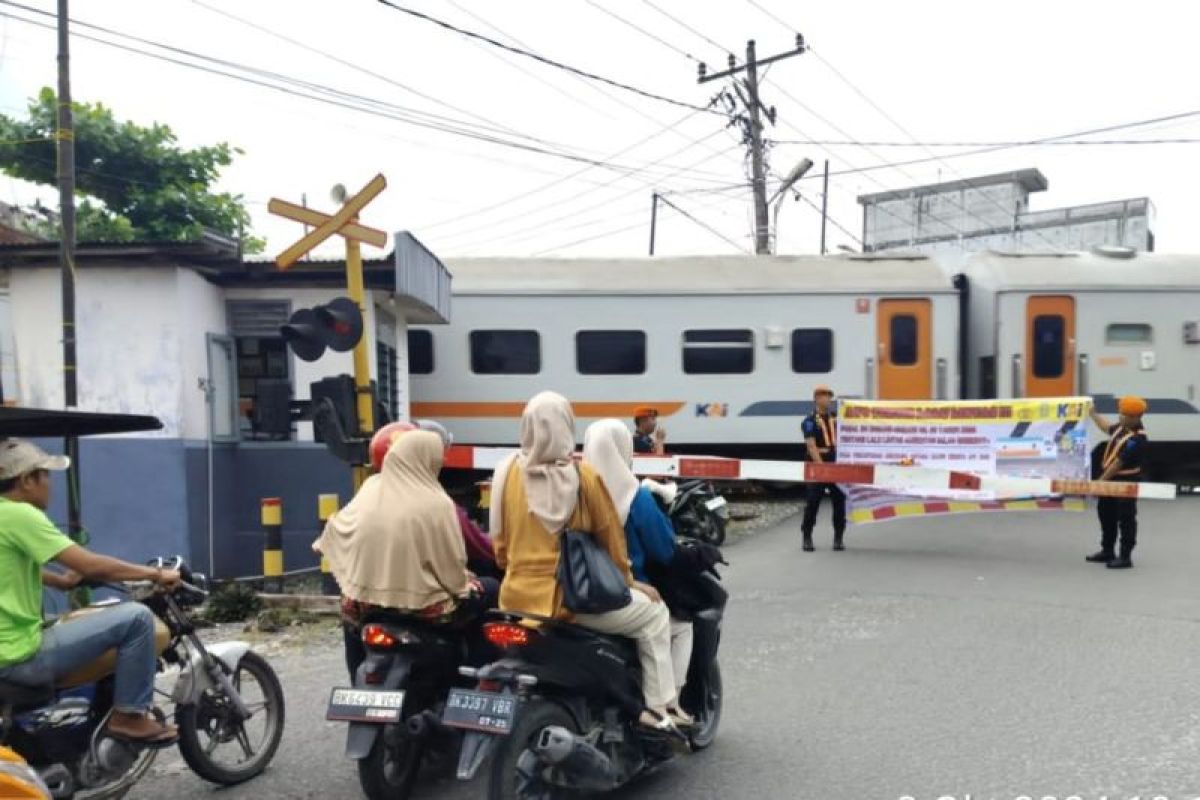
318;493;340;596
261;497;283;594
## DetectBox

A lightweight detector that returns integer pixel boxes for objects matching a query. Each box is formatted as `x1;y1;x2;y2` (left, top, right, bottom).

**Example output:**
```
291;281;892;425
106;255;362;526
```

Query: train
408;248;1200;485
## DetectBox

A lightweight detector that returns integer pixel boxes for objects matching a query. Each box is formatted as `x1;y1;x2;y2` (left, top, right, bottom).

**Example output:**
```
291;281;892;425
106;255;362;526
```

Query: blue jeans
0;603;158;713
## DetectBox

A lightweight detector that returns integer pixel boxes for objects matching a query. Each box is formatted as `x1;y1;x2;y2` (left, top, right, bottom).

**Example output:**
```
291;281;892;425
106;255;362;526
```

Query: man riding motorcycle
0;440;181;748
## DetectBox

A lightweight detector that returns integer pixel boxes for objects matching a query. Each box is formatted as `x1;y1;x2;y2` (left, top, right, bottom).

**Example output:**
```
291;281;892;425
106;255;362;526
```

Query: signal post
270;175;388;489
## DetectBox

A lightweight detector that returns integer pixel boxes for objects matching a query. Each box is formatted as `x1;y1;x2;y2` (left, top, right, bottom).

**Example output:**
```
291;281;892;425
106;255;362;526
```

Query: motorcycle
0;557;285;799
661;479;729;547
444;557;727;799
326;609;496;800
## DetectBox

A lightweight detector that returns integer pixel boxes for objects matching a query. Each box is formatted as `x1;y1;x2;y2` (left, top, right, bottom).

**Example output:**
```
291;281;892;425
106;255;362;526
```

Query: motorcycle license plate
441;689;516;734
705;495;729;517
325;687;405;723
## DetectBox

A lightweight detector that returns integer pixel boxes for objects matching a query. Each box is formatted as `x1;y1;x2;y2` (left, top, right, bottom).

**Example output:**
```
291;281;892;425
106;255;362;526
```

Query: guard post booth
0;232;451;578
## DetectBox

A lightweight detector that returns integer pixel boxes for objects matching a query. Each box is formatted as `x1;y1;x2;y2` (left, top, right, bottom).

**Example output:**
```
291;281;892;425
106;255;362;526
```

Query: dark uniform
633;432;655;454
1093;423;1146;563
801;410;846;550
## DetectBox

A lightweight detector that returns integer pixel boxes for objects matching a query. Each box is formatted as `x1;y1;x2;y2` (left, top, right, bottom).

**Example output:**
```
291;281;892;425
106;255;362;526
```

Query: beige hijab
490;391;580;534
317;430;468;609
582;419;639;525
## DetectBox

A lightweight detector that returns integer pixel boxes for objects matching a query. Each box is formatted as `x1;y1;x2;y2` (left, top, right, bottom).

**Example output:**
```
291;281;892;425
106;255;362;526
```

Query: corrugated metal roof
857;168;1048;204
442;254;955;295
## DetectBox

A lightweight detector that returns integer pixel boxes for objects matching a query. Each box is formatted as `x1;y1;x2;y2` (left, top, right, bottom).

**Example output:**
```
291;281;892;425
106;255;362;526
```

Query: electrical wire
583;0;701;64
655;194;750;252
639;0;731;55
776;137;1200;147
375;0;721;115
0;6;735;186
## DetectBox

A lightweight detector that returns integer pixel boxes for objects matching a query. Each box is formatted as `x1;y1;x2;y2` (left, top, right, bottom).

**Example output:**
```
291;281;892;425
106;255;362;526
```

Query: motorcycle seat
540;621;640;665
0;679;54;711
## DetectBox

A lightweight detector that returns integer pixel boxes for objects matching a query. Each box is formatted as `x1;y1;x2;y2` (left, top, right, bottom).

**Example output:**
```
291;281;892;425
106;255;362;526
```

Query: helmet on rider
369;421;417;472
413;419;454;450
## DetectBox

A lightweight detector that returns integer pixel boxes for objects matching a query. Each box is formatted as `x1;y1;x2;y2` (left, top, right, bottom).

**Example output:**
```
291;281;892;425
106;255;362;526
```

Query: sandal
667;706;695;728
636;710;691;753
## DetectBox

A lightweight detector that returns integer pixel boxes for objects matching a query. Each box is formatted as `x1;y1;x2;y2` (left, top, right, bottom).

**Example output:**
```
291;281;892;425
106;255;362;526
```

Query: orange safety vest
816;414;837;452
1101;428;1143;477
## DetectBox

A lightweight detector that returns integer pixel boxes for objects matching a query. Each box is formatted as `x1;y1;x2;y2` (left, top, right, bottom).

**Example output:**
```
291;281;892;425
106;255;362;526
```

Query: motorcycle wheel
695;505;728;547
177;650;285;785
685;660;723;751
357;734;422;800
487;700;575;800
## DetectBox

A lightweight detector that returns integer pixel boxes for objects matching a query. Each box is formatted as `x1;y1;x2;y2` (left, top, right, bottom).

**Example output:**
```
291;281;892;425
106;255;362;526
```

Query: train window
791;328;833;373
469;330;540;374
682;329;754;374
889;315;918;366
576;331;646;375
408;330;434;375
1106;323;1153;345
1032;315;1065;378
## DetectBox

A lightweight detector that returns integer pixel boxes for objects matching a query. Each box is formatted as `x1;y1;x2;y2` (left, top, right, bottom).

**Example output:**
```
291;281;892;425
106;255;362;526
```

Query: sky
0;0;1196;261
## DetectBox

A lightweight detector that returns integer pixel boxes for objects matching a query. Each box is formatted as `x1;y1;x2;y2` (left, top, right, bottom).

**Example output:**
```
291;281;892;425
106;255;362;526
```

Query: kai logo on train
695;403;729;418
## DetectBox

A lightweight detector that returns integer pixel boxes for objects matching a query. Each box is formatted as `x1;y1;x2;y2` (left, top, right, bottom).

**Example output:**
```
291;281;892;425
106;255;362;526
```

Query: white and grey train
408;249;1200;484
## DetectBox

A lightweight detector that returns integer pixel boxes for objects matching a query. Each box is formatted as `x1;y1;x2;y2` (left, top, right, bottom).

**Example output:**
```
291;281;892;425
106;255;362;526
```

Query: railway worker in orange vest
801;385;846;552
632;406;666;455
1086;396;1149;570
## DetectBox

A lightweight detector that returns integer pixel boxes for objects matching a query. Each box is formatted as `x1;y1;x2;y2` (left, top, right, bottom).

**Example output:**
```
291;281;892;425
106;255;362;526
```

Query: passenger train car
409;250;1200;484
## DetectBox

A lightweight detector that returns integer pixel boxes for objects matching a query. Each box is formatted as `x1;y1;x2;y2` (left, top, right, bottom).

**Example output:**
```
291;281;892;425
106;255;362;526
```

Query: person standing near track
1085;396;1149;570
800;385;846;552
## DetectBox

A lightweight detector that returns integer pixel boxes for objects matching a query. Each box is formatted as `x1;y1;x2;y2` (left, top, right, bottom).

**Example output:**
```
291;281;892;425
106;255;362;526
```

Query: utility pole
648;192;659;256
820;159;830;255
699;35;806;255
57;0;82;543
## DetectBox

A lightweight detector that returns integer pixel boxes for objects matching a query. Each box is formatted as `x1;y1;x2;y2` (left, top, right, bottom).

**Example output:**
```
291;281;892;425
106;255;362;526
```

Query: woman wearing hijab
317;430;498;681
583;418;695;725
490;392;682;732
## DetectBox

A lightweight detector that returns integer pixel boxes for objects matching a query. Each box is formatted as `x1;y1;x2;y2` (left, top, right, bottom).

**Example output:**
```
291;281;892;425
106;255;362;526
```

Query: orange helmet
369;421;417;472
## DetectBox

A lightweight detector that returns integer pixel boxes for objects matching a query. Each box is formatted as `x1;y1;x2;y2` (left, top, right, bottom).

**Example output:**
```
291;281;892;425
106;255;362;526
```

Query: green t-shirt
0;497;73;667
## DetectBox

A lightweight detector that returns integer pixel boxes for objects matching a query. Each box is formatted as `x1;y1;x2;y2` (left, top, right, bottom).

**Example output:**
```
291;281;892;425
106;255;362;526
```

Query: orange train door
876;299;932;399
1024;295;1075;397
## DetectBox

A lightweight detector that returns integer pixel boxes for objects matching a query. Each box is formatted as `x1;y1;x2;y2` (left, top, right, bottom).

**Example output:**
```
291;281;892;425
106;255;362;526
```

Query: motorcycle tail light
362;624;397;649
483;622;534;648
478;679;501;692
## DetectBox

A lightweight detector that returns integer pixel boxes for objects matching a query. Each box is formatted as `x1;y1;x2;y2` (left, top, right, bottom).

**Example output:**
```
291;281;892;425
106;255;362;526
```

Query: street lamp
769;158;813;254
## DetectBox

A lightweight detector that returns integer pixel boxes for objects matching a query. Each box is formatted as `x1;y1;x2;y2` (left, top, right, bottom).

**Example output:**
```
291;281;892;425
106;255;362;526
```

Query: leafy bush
201;583;264;623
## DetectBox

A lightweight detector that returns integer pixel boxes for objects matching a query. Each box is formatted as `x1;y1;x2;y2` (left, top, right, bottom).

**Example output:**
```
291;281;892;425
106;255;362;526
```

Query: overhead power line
639;0;731;56
583;0;700;64
777;137;1200;147
656;194;750;252
374;0;721;115
0;5;735;186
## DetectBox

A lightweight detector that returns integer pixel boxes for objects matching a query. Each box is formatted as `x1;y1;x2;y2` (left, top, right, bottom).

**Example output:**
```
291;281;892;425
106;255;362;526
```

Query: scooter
444;567;727;800
0;557;285;799
662;479;729;546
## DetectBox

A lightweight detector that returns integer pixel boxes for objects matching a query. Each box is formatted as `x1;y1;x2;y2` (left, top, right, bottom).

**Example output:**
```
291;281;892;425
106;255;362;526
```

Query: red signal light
483;622;534;648
362;624;397;649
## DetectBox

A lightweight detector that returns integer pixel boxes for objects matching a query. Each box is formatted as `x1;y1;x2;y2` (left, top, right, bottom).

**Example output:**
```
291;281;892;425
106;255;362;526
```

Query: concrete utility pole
699;35;806;255
57;0;82;542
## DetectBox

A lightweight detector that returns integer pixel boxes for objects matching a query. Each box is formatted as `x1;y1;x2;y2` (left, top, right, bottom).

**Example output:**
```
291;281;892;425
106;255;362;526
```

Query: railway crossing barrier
318;493;340;596
442;445;1177;501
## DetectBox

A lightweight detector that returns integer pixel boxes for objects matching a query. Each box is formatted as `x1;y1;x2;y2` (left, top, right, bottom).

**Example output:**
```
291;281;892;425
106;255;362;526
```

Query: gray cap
0;439;71;480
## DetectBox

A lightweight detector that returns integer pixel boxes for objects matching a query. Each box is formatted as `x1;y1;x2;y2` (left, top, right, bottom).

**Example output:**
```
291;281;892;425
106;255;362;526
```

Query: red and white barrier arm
443;446;1176;500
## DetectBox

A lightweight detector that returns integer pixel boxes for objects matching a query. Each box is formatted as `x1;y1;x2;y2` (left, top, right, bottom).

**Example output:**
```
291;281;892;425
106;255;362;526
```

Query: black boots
832;531;845;552
1085;549;1134;568
802;532;814;552
802;532;845;551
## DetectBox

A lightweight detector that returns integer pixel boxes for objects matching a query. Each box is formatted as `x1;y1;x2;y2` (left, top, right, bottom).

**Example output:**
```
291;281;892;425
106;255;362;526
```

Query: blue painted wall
35;437;353;580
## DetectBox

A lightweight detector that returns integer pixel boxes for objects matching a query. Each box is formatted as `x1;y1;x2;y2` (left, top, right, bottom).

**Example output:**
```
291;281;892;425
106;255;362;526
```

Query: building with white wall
0;234;450;576
858;168;1155;255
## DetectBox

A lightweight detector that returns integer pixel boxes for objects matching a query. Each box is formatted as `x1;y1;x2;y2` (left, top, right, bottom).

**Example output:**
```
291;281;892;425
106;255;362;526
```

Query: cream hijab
490;391;579;534
582;419;639;525
317;430;468;609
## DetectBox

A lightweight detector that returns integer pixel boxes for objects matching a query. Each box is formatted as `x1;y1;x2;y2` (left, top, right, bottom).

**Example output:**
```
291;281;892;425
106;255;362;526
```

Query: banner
838;397;1091;524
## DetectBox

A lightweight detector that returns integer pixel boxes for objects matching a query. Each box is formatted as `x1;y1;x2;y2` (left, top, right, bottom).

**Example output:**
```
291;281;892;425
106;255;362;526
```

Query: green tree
0;88;263;252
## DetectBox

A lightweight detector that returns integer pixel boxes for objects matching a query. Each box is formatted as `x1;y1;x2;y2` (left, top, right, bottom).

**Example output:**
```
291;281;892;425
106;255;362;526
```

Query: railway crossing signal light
280;297;363;362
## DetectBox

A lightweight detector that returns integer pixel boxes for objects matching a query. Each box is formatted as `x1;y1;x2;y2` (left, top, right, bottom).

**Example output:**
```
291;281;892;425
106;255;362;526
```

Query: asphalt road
131;498;1200;799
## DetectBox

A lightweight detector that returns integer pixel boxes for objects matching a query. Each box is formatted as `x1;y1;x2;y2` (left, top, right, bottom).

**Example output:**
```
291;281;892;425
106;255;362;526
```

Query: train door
876;299;932;399
1024;295;1075;397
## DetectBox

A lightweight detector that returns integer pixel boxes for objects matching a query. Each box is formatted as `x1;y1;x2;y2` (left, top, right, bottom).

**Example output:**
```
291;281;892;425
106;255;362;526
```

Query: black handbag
557;467;632;615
